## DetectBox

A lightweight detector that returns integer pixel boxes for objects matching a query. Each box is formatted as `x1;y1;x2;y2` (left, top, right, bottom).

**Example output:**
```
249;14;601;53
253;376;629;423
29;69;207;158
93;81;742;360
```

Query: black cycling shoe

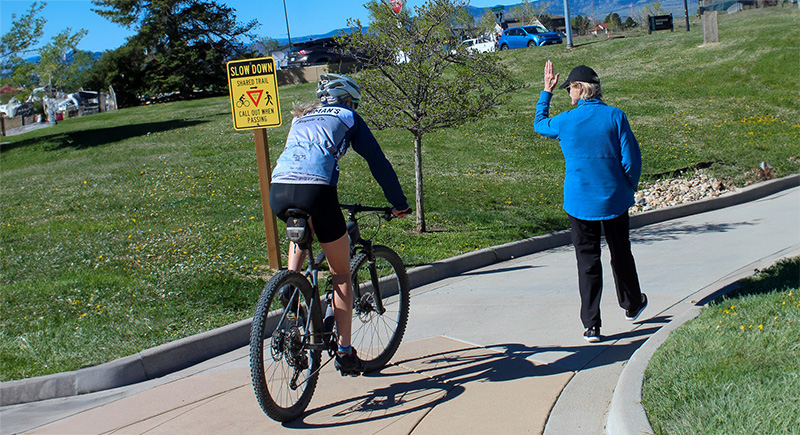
334;348;365;377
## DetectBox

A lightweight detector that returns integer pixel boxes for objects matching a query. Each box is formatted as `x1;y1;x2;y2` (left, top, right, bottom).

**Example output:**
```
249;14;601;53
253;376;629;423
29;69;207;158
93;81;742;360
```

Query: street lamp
282;0;293;49
563;0;574;49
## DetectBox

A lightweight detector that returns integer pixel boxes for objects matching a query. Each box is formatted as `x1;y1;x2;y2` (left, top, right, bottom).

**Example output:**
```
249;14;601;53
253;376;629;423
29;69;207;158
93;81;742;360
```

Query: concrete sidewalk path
2;181;798;435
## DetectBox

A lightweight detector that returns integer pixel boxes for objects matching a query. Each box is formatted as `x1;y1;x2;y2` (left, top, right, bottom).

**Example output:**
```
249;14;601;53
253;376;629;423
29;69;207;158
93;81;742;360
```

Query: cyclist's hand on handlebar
392;208;411;218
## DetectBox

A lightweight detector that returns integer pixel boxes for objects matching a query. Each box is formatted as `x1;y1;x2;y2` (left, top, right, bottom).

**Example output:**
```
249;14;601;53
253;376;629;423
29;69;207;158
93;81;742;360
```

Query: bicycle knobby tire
350;245;410;372
250;270;321;422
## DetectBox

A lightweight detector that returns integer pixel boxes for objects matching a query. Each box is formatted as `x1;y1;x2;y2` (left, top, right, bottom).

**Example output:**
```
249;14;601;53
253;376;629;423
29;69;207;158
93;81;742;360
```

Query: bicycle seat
285;209;312;247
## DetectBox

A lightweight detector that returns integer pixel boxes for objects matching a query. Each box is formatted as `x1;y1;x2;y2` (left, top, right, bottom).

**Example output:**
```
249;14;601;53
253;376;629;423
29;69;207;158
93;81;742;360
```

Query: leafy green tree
255;36;282;54
451;5;475;33
623;17;638;29
571;15;592;35
83;43;146;107
35;28;91;93
343;0;522;232
604;12;624;30
91;0;258;99
0;1;46;88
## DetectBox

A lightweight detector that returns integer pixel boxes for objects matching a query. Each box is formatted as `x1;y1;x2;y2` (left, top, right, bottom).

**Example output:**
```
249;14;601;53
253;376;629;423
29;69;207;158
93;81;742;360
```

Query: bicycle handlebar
339;203;410;221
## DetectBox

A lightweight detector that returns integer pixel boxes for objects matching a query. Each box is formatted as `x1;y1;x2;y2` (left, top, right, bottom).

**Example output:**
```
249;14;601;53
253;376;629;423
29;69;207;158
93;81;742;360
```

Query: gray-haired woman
534;61;648;343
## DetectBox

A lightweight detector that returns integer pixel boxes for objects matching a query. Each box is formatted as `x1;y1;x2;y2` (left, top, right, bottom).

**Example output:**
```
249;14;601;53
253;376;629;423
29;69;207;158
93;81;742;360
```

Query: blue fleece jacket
534;91;641;220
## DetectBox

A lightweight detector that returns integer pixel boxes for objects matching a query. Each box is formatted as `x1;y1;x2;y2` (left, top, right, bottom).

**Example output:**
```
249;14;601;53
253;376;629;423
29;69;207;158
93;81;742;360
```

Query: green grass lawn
1;7;798;381
642;257;800;434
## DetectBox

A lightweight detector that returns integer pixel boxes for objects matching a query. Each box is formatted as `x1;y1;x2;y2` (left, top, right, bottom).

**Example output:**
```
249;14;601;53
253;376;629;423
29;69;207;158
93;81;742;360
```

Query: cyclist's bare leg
320;234;353;348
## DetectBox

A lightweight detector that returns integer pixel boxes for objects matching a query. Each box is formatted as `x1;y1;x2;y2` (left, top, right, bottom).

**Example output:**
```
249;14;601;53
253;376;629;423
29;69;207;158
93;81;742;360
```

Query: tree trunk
413;133;426;232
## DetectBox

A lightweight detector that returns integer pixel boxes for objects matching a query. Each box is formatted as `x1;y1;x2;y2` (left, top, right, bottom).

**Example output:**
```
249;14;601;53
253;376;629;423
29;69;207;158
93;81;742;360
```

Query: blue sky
1;0;512;53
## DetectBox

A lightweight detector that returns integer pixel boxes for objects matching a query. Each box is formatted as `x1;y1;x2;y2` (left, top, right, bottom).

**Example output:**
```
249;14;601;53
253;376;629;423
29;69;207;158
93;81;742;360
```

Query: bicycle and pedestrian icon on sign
237;87;274;108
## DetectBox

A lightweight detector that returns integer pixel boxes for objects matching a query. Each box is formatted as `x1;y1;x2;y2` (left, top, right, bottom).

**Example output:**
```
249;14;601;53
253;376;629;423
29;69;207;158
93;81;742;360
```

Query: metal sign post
226;57;283;269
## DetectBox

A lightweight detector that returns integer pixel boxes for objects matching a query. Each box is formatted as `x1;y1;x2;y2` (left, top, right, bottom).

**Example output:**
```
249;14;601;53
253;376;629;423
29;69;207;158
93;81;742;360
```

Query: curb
605;173;800;435
2;174;797;407
604;279;746;435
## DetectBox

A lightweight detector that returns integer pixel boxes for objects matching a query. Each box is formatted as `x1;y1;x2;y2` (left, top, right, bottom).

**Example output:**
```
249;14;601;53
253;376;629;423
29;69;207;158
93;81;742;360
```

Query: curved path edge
605;174;800;435
2;174;798;407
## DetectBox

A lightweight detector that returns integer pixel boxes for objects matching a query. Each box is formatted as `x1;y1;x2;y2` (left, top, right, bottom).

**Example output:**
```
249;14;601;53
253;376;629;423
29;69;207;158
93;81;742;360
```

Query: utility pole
282;0;293;49
684;0;690;31
563;0;574;48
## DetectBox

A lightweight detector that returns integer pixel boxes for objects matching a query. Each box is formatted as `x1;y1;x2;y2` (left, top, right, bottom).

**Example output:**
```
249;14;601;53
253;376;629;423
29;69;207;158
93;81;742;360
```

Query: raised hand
544;59;560;93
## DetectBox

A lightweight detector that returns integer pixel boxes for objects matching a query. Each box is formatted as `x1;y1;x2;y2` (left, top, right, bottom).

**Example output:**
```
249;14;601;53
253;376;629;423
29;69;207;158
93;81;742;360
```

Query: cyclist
269;73;411;376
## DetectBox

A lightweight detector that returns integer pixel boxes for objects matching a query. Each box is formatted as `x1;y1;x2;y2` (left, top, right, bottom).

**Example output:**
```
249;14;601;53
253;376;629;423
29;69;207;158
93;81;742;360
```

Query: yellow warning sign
226;57;282;130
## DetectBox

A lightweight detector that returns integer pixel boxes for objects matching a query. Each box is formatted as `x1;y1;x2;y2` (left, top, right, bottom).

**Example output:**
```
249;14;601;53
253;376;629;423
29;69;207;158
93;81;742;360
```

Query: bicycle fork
361;243;387;316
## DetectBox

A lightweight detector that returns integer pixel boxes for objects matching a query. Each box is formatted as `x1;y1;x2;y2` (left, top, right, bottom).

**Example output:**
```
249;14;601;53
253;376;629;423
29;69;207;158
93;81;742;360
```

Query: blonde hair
573;81;603;100
290;101;321;118
290;96;353;119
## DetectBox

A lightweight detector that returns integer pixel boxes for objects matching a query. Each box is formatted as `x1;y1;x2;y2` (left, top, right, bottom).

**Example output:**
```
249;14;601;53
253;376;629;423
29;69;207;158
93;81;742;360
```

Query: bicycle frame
284;205;398;355
344;205;392;315
250;203;410;421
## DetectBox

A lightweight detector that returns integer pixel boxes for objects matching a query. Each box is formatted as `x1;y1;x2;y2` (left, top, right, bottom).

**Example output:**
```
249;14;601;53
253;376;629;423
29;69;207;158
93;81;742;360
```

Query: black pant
569;212;642;329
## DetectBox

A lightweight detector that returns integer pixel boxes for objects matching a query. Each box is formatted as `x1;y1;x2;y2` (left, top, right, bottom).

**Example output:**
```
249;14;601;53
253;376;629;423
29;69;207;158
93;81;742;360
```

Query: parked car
497;26;563;50
287;38;362;67
458;36;496;53
0;98;32;118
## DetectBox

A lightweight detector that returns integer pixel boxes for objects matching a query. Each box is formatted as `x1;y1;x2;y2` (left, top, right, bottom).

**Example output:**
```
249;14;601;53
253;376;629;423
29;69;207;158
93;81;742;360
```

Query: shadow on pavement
632;220;756;244
288;319;674;429
461;264;543;277
287;376;463;429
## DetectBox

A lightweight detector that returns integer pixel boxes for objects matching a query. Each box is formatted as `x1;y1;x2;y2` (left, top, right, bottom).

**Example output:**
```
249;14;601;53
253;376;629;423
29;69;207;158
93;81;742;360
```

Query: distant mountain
23;51;104;64
264;0;700;48
467;0;700;21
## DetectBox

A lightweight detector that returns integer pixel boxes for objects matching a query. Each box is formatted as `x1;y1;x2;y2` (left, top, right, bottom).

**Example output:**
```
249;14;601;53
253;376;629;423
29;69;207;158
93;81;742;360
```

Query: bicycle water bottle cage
285;209;312;248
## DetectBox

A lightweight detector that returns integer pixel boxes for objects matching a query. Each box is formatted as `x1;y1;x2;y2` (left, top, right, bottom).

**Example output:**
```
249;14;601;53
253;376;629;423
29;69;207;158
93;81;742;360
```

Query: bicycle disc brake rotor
354;292;377;321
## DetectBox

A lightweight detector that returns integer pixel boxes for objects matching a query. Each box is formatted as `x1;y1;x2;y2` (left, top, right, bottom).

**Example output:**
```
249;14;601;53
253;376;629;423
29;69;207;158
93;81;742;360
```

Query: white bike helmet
316;73;361;109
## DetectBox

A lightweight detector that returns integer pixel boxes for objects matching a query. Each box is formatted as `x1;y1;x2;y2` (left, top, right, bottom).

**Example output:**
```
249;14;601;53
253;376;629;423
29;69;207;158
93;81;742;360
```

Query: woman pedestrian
533;61;647;343
270;73;411;373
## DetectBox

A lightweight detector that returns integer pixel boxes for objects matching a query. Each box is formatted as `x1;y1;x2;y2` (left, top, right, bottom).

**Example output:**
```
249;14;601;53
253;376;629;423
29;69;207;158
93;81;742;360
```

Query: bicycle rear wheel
349;245;410;372
250;270;321;422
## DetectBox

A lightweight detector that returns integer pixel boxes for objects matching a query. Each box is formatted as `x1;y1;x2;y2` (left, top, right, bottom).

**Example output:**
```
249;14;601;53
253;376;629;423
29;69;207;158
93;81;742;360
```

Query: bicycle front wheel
250;270;321;422
350;245;410;372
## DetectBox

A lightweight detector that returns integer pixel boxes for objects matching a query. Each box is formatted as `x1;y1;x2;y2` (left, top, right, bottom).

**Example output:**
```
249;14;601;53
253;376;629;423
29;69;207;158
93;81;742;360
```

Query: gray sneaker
583;326;601;343
625;294;648;321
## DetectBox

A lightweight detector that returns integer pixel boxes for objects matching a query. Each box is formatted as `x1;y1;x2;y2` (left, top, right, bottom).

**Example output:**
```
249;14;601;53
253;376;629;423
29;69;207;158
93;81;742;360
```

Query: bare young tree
510;0;553;26
344;0;522;232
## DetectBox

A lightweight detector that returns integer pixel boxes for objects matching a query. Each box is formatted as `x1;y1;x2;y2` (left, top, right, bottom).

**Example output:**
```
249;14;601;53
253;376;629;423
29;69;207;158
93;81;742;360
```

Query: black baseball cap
559;65;600;89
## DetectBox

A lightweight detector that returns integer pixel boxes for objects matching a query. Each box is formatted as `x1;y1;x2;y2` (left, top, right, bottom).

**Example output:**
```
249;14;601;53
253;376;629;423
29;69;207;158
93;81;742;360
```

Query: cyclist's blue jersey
271;104;409;210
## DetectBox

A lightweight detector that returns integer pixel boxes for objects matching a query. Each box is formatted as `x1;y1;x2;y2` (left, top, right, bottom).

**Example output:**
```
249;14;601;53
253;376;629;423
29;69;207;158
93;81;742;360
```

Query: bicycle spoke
350;246;410;371
250;270;321;422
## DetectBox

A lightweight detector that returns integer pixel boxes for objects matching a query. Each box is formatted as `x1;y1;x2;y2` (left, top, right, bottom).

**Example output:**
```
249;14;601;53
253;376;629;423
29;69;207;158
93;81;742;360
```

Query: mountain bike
249;203;411;422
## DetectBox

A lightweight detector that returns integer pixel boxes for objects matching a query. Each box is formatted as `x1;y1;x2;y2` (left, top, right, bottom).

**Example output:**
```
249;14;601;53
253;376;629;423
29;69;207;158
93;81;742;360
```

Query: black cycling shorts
269;183;346;244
